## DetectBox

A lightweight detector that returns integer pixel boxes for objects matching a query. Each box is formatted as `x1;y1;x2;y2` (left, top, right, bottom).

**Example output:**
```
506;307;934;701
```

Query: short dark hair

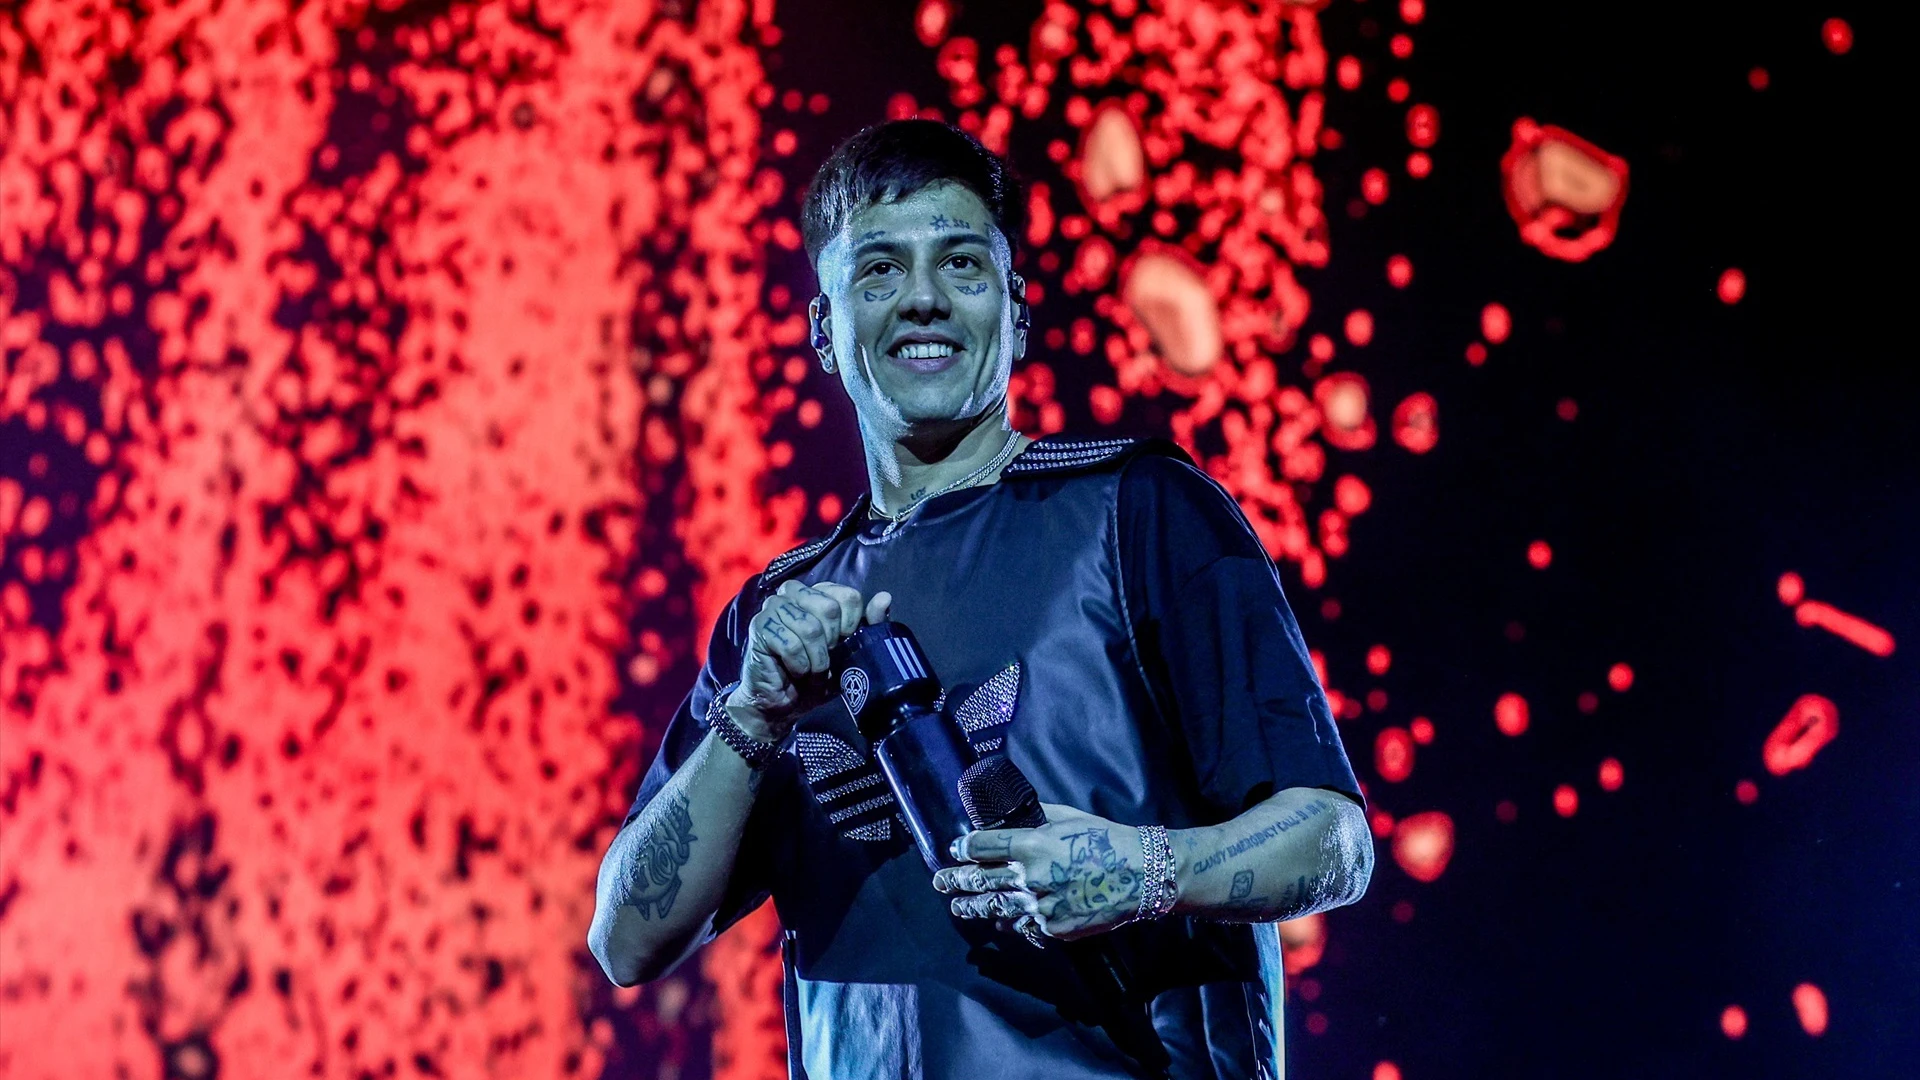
801;119;1026;274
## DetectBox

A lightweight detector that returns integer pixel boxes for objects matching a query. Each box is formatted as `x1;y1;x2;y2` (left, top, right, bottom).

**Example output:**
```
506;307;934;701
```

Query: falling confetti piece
1794;600;1896;657
1390;392;1440;454
1552;784;1579;817
1375;727;1416;783
1717;268;1747;304
1495;692;1530;736
1763;694;1840;776
1721;1005;1749;1040
1392;811;1455;882
1822;18;1853;55
1792;983;1829;1036
1501;118;1630;262
1608;662;1634;692
1527;540;1552;569
1598;758;1624;791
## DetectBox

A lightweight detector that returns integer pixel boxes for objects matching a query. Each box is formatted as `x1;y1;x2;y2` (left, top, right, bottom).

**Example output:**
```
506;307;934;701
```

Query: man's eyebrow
848;230;994;264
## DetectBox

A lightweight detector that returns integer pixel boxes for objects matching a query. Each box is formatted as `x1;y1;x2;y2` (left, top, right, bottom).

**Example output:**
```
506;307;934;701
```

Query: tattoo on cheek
863;288;897;302
955;282;989;295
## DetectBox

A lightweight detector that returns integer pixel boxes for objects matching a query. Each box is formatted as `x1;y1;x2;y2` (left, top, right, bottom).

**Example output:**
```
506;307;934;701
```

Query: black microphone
828;621;977;872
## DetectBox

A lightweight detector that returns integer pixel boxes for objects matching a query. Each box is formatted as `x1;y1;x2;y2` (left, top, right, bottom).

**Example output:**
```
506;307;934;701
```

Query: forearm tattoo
624;790;697;920
1212;871;1320;922
1190;798;1331;875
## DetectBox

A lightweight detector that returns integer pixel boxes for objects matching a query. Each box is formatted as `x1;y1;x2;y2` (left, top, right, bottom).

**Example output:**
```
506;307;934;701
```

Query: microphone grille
957;754;1045;830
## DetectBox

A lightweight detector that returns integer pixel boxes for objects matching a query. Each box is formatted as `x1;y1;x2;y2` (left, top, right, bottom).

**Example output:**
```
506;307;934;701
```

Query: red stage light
1500;118;1630;262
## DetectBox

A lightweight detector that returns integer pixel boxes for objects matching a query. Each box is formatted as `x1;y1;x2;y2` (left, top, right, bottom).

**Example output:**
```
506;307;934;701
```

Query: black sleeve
622;581;773;936
1118;453;1364;817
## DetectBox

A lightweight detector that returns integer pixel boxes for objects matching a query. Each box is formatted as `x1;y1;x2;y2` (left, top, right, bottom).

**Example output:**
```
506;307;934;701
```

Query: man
590;119;1373;1080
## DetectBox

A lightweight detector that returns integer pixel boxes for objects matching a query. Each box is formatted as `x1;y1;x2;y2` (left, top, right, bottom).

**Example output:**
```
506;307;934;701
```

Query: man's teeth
897;342;957;360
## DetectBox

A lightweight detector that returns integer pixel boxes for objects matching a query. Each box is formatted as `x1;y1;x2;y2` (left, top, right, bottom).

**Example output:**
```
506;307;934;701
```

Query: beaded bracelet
707;680;782;769
1136;825;1179;921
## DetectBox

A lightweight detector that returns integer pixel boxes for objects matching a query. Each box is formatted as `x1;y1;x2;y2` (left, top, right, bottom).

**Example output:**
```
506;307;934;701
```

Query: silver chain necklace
870;430;1025;538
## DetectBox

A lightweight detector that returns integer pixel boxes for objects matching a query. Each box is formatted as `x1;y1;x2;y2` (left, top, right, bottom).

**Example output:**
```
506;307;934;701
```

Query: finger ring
1016;915;1046;949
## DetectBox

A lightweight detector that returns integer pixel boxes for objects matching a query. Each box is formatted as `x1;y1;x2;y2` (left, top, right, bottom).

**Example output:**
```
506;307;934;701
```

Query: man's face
813;181;1025;435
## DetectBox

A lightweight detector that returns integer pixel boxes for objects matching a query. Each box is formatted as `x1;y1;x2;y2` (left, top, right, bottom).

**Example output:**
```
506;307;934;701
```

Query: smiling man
590;121;1373;1080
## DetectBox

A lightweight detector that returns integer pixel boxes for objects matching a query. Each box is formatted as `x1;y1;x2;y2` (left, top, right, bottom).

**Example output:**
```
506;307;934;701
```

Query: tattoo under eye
628;791;697;920
863;288;897;301
955;282;989;295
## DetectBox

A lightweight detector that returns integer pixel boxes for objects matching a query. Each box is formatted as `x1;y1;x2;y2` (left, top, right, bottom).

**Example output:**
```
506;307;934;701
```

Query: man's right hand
728;579;891;741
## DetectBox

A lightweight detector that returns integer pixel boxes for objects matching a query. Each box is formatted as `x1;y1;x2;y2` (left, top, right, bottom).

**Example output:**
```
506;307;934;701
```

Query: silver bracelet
1136;825;1179;921
707;680;781;769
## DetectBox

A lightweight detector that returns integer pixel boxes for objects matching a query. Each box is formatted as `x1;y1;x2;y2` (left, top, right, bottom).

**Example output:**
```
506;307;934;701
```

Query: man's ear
1009;272;1031;361
808;293;836;373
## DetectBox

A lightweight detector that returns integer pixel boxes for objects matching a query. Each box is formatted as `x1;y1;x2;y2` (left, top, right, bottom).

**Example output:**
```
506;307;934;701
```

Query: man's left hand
935;803;1146;943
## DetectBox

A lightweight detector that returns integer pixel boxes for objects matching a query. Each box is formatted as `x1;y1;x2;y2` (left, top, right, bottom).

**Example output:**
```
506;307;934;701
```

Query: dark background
761;2;1918;1077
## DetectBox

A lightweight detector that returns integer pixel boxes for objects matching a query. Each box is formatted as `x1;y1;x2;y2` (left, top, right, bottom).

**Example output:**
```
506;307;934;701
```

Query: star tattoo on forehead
930;214;949;229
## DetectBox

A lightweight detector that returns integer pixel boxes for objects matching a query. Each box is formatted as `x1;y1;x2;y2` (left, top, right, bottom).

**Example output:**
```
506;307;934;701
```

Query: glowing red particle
1367;644;1392;675
1361;168;1390;206
1336;476;1373;515
1315;373;1377;451
1527;540;1552;569
1386;254;1413;288
1391;392;1439;454
1390;34;1413;60
1089;385;1124;425
1822;17;1853;54
1598;758;1624;791
1387;78;1411;103
1409;716;1434;744
1345;308;1376;346
1777;571;1805;605
1375;1062;1404;1080
1749;66;1770;91
1553;784;1579;817
1338;56;1363;90
1607;662;1634;692
1494;693;1530;736
1367;688;1389;712
1407;151;1432;178
1500;119;1630;262
772;129;799;156
916;0;953;46
1717;267;1747;304
1306;1012;1329;1035
1481;302;1512;344
1309;333;1336;361
1793;983;1829;1036
1279;913;1326;975
887;92;920;121
1370;810;1396;838
1556;397;1579;421
818;493;844;523
1392;811;1455;882
1722;1005;1749;1040
1465;342;1487;366
1299;977;1322;1001
1390;900;1415;923
1735;779;1760;804
1399;0;1425;24
1577;692;1599;715
1375;727;1415;783
1405;104;1439;148
1795;600;1897;656
1496;799;1518;823
1764;694;1840;776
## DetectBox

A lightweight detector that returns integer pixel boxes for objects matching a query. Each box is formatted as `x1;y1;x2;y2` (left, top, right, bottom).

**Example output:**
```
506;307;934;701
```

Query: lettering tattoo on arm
625;790;697;920
1190;798;1333;875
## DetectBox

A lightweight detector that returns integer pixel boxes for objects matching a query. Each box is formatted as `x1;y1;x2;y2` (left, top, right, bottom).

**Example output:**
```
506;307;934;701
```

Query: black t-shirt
627;443;1361;1079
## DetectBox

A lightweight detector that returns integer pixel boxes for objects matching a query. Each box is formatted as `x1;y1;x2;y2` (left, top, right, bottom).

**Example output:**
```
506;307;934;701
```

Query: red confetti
1496;800;1519;823
1370;810;1397;838
1527;540;1553;569
1500;118;1630;262
1407;151;1432;178
1375;727;1415;783
1608;662;1634;692
1338;56;1363;90
1749;66;1770;91
1764;694;1840;776
1598;758;1624;791
1345;308;1376;346
1556;397;1579;421
1795;600;1897;657
1717;267;1747;304
1361;168;1390;205
1553;784;1579;817
1409;716;1434;744
1793;983;1829;1036
1367;644;1393;675
1387;77;1411;103
1405;103;1440;148
1577;692;1599;715
1390;34;1414;60
1722;1005;1749;1040
1494;693;1530;736
1735;779;1760;805
1316;374;1378;451
1279;913;1327;975
1822;17;1853;55
1391;392;1440;454
1306;1011;1330;1035
1481;302;1512;344
1374;1062;1404;1080
1464;342;1488;366
1777;571;1806;605
1392;811;1455;883
1400;0;1426;24
1386;254;1414;288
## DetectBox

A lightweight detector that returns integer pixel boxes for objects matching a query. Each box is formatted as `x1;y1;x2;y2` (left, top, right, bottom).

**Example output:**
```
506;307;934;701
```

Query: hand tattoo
627;791;696;920
1042;828;1141;932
